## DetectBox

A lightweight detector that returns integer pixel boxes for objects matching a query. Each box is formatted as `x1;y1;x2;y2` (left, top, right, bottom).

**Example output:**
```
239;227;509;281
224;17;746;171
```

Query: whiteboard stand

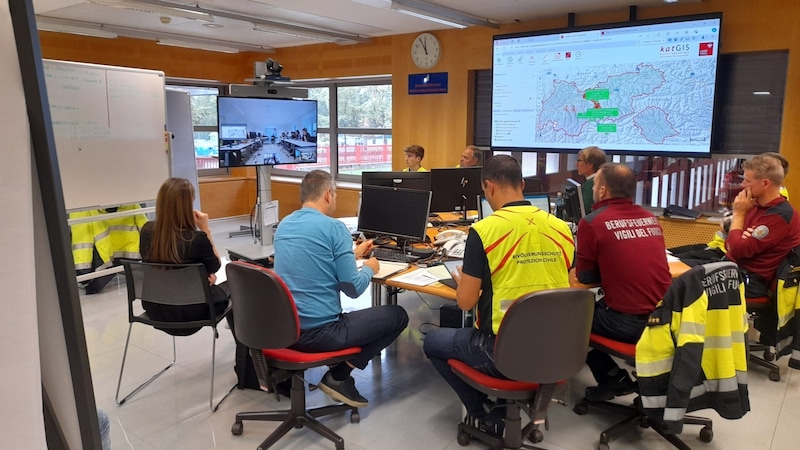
226;165;278;263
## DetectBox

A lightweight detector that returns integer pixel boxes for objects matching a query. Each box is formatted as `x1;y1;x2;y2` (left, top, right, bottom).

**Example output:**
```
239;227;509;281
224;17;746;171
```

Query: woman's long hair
148;178;196;263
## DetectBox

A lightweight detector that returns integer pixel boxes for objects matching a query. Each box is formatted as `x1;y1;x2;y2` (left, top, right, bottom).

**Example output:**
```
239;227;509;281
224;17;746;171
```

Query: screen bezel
357;185;432;242
490;12;723;158
216;96;318;167
361;171;431;191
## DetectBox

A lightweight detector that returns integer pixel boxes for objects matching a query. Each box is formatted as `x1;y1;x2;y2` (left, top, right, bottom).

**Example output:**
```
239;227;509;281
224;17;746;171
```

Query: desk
280;138;315;157
371;259;691;307
219;142;257;166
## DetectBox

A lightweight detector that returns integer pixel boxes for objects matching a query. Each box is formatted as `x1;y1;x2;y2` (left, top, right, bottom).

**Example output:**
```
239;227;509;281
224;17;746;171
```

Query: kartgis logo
699;42;714;56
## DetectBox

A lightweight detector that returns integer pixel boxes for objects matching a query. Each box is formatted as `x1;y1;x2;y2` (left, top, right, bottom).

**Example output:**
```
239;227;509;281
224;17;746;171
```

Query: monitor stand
226;165;277;265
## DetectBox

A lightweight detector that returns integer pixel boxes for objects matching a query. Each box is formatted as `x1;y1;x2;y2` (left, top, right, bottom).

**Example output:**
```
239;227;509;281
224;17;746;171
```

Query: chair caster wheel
350;411;360;423
764;350;775;361
699;426;713;442
597;442;610;450
231;422;243;436
457;431;472;446
573;403;588;415
769;371;781;382
529;429;543;443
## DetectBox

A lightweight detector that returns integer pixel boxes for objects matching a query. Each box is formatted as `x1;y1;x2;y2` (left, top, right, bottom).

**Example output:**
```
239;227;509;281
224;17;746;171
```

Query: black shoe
319;372;368;408
585;369;637;402
466;410;505;439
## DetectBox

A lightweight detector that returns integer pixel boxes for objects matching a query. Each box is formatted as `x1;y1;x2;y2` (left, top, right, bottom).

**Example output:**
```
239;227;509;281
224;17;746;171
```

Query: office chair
574;261;752;450
225;261;360;450
746;293;782;381
522;176;543;193
116;260;235;412
447;288;594;449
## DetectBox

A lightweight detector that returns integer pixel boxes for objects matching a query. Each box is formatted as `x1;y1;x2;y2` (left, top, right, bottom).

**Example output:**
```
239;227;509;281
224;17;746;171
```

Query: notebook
357;259;409;280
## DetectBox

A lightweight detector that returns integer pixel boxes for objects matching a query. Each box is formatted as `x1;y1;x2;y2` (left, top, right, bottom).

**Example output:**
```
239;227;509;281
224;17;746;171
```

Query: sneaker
318;371;368;408
466;410;505;439
584;369;637;402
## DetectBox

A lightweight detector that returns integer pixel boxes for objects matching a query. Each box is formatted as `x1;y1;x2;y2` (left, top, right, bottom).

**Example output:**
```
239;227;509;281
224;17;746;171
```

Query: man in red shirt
726;154;800;343
570;163;672;401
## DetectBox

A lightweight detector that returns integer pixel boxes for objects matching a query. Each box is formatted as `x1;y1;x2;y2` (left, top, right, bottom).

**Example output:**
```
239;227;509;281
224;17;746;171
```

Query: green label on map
577;108;619;119
597;124;617;133
584;89;610;100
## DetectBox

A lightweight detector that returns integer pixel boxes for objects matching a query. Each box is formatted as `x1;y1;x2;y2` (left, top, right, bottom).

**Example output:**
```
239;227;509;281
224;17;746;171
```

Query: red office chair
573;334;713;450
448;288;595;449
225;261;360;450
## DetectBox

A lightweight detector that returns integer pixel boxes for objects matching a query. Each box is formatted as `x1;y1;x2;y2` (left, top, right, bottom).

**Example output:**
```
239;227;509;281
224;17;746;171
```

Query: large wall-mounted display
491;13;722;157
217;96;318;167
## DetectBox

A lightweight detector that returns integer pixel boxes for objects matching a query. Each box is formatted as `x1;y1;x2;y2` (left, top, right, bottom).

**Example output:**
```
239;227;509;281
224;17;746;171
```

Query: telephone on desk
434;230;467;259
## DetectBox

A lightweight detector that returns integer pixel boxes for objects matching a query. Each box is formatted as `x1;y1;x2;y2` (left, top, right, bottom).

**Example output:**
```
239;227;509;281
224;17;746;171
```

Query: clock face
411;33;441;69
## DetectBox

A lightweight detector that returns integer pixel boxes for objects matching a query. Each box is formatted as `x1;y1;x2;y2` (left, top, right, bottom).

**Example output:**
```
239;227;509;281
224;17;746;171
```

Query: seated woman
139;178;230;335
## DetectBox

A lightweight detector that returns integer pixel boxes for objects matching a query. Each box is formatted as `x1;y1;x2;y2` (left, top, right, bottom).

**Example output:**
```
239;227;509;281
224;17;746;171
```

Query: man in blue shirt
274;170;409;407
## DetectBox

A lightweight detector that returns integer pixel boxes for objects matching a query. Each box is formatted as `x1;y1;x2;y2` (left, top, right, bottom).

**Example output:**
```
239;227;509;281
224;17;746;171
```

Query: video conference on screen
491;13;722;157
217;96;319;167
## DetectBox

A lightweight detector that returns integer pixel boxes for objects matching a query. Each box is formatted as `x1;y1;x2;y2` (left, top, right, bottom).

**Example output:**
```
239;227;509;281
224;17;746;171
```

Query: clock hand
422;36;428;55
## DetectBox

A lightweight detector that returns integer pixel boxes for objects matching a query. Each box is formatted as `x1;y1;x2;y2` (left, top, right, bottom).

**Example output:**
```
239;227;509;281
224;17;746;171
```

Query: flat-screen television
217;96;318;167
429;167;483;213
358;185;431;242
361;171;431;191
491;13;722;157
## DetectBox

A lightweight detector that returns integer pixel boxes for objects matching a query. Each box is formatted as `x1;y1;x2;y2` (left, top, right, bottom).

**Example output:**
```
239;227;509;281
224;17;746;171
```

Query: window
273;78;392;178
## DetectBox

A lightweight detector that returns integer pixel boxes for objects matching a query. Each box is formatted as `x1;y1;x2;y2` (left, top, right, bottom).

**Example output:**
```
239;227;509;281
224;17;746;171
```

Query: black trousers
586;301;648;382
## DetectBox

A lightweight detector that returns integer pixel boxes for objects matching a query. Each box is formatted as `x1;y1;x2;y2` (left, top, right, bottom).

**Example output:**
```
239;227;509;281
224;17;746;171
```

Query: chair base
231;373;358;449
455;400;546;450
749;343;781;381
574;396;713;450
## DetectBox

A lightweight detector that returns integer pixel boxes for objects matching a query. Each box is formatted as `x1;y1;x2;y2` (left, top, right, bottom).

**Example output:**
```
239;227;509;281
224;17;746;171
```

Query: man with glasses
274;170;409;407
576;146;606;215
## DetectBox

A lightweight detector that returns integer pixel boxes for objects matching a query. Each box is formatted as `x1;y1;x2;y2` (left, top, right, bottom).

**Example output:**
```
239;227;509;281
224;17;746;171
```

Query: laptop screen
478;193;551;219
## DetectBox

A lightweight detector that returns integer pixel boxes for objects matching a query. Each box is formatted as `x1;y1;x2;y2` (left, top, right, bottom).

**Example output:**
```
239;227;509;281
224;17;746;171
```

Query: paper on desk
666;253;681;263
390;268;440;286
356;259;409;280
215;255;230;284
426;265;452;279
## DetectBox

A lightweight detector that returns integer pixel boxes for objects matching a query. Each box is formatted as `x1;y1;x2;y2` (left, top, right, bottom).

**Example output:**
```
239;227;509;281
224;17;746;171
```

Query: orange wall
39;0;800;216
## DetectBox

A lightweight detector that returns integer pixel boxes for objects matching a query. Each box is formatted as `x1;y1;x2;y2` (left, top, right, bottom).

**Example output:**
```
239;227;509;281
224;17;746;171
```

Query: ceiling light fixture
88;0;214;23
37;22;118;39
391;0;499;29
157;38;239;53
253;24;340;43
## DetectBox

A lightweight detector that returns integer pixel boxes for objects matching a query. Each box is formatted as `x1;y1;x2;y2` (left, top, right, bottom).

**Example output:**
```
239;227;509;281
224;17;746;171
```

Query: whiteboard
44;60;169;210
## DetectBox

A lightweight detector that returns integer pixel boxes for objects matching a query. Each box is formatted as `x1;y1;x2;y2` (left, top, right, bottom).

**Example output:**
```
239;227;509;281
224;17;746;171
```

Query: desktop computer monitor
357;185;431;242
563;178;586;223
478;193;551;219
429;167;483;213
361;171;431;191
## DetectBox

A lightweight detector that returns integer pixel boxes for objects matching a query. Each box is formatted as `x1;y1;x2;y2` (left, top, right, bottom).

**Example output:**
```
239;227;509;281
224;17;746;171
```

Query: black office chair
523;177;544;193
115;260;235;412
226;261;360;450
448;288;594;449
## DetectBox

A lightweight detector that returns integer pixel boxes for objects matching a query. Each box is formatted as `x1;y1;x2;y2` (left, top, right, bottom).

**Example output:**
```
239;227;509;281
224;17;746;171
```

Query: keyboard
371;248;420;263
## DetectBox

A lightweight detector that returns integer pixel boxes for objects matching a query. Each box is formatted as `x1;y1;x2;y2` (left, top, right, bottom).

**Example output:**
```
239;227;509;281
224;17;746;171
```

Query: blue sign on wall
408;72;448;95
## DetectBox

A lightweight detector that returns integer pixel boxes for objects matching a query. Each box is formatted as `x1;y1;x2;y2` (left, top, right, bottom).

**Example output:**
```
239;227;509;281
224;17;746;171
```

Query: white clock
411;32;441;69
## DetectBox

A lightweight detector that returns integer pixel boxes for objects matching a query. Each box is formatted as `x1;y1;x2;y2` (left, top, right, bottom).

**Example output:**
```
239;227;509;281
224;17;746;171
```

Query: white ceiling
33;0;702;52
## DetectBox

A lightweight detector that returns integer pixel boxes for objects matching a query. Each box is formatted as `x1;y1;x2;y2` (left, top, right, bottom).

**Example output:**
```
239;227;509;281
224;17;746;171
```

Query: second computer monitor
479;193;551;219
361;171;431;191
563;178;586;223
429;167;483;213
357;185;431;242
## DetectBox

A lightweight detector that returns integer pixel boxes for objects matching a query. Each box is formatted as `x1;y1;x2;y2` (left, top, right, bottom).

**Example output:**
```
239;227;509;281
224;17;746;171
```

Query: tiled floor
83;217;800;450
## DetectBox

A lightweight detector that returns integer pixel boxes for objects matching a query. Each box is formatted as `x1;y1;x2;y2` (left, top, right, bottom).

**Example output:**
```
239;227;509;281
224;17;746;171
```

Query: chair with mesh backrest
447;288;594;449
115;260;235;412
226;261;361;450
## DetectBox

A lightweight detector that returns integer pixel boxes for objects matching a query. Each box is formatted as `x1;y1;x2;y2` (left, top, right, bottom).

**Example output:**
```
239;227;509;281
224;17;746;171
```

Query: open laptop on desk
478;193;552;219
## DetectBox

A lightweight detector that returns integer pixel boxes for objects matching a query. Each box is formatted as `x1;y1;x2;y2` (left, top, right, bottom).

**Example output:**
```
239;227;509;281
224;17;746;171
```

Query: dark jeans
586;301;648;383
290;305;409;370
423;327;504;417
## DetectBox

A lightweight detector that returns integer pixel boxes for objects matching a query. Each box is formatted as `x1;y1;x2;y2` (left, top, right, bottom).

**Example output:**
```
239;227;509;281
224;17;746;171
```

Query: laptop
478;193;552;219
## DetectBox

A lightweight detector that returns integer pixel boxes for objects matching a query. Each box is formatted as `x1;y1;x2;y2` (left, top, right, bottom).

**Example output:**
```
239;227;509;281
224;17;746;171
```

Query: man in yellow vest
424;155;575;437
